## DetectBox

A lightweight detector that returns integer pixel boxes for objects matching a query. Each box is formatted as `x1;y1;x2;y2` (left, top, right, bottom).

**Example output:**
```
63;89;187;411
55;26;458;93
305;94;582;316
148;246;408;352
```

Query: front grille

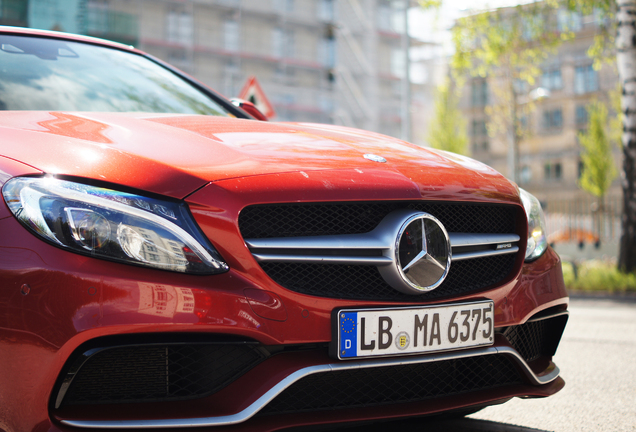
61;343;265;406
259;355;523;415
239;202;517;239
261;253;517;301
241;202;520;302
504;314;569;362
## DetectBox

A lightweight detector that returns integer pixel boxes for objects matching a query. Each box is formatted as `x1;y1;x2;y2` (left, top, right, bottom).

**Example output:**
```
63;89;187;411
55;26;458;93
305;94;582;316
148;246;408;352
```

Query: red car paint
0;27;568;432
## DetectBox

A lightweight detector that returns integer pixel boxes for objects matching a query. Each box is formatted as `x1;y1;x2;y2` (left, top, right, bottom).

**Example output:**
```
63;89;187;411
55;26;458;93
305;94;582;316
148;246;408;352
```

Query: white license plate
334;301;494;360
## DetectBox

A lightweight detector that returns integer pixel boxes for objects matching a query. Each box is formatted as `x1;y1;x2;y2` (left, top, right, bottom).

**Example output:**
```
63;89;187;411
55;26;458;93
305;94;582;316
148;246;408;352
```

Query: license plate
333;301;494;360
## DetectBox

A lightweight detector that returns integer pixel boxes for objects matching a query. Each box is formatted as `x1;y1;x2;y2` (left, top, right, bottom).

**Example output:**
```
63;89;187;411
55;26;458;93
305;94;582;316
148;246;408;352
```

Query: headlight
520;188;548;262
2;177;228;274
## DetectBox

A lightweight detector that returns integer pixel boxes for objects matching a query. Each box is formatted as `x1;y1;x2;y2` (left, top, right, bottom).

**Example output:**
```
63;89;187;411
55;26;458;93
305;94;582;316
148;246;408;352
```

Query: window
224;20;239;52
471;119;488;152
576;105;588;126
542;108;563;132
318;0;334;21
391;48;406;78
575;65;598;94
273;0;294;13
471;80;488;107
544;162;563;181
557;9;582;32
319;38;335;67
472;119;487;138
166;10;193;46
542;66;562;90
272;27;294;58
520;165;532;184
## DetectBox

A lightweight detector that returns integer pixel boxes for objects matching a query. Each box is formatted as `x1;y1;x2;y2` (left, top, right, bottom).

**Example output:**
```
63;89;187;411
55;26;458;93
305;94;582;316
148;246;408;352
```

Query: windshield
0;35;231;116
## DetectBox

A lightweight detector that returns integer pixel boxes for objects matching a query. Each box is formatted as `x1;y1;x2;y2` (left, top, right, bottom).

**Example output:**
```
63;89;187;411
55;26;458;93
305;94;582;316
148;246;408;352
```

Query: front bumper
0;210;568;432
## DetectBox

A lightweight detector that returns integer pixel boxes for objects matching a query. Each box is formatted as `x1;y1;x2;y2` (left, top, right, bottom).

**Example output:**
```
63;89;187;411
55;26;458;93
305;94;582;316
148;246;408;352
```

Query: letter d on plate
339;312;358;358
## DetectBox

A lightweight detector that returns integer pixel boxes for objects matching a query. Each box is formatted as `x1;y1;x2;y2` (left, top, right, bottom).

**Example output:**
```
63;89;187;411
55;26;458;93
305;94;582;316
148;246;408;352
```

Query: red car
0;27;568;431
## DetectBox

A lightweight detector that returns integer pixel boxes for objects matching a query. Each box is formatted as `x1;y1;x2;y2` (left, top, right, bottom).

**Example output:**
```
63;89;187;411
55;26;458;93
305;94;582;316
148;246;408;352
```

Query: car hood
0;111;518;201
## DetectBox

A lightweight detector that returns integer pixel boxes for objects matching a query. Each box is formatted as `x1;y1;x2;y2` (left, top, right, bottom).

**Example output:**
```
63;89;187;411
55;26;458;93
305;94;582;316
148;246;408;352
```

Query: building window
319;38;335;67
272;27;294;58
471;119;488;152
166;10;193;46
544;162;563;181
471;80;488;107
273;0;294;13
542;108;563;132
391;48;406;78
318;0;334;21
557;9;582;32
520;165;532;184
575;65;598;94
472;119;487;137
575;104;588;126
224;20;240;52
542;66;563;90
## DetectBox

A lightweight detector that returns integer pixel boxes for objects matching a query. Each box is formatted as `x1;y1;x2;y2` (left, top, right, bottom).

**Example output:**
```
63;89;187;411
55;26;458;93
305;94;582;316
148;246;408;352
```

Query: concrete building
461;7;622;205
1;0;429;142
458;6;623;255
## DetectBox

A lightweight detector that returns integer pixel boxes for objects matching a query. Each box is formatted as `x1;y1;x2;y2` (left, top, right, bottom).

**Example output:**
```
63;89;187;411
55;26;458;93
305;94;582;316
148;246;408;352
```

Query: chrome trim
251;253;393;265
452;246;520;261
60;346;560;429
527;310;569;323
246;232;519;265
449;233;520;247
245;232;520;252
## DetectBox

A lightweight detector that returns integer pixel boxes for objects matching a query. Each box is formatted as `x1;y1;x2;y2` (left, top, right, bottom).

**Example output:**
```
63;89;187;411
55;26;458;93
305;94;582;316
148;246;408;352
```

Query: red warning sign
238;76;276;119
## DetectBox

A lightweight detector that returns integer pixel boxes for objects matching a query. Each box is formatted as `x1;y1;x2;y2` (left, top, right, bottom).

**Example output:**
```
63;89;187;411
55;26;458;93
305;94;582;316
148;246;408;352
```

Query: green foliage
450;2;571;168
427;83;468;155
578;101;617;197
562;260;636;292
451;3;566;83
419;0;442;9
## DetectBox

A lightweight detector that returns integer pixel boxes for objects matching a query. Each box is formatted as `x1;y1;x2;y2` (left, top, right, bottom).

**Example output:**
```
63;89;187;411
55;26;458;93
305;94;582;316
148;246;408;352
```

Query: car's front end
0;27;568;432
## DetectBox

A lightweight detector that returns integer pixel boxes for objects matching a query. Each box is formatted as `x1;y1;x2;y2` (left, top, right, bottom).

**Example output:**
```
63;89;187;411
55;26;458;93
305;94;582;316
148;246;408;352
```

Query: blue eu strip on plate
339;311;358;358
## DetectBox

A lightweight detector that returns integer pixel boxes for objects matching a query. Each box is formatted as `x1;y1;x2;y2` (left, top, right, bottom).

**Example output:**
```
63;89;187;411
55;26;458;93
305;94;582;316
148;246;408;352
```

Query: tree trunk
617;1;636;272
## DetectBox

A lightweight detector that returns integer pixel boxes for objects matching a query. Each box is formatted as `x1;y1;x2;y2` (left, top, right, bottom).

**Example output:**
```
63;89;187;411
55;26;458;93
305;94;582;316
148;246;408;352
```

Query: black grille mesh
504;315;568;362
260;355;523;415
62;343;264;405
260;253;517;302
239;202;517;239
240;202;520;302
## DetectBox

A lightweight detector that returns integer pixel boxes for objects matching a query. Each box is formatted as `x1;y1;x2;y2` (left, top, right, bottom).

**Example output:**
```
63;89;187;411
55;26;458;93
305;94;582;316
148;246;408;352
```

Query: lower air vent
58;342;265;406
259;355;523;415
504;313;569;362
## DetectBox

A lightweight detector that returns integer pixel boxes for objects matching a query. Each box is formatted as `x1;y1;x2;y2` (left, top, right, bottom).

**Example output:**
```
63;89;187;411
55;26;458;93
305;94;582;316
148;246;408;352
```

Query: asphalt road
326;296;636;432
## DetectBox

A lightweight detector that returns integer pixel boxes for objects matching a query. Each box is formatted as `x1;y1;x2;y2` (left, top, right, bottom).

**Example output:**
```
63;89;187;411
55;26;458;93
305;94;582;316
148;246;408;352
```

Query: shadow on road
311;417;551;432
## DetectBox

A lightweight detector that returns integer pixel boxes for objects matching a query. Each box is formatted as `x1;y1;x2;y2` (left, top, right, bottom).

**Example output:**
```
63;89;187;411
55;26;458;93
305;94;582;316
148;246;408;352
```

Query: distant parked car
0;26;568;432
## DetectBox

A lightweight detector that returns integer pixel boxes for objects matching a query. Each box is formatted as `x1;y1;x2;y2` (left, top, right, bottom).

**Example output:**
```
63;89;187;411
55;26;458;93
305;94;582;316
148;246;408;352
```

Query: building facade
461;8;622;205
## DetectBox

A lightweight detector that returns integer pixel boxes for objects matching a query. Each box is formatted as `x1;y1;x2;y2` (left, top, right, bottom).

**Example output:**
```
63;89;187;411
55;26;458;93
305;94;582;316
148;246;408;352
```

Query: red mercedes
0;26;568;431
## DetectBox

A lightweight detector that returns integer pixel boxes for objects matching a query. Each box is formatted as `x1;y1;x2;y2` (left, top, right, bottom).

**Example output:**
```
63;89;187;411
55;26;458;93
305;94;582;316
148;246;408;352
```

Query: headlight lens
2;177;228;274
520;188;548;261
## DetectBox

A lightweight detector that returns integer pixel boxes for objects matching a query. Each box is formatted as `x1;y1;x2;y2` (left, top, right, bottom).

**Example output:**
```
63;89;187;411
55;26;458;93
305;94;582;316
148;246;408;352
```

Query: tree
579;101;617;198
578;101;617;242
450;3;567;183
441;0;636;273
427;82;468;155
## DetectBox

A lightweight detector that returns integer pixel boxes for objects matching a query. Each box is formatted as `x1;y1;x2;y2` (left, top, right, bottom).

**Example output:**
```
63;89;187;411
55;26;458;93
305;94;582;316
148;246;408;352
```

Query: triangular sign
238;76;276;119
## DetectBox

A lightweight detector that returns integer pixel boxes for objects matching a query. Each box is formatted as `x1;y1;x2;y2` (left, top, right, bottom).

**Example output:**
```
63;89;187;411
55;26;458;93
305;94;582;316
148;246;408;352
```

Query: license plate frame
331;300;495;360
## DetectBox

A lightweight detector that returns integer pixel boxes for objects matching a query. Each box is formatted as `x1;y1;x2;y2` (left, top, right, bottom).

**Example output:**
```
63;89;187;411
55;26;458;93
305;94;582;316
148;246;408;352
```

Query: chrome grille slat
246;232;521;265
